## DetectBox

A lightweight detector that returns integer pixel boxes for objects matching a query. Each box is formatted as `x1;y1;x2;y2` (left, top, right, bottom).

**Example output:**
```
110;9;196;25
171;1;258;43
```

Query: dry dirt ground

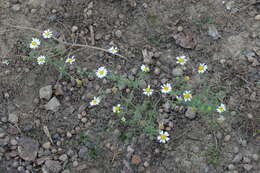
0;0;260;173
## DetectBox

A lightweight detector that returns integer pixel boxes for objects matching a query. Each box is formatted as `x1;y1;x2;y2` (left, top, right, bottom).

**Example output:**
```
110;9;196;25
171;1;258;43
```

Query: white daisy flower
108;46;119;54
37;55;46;65
161;83;172;94
176;55;187;65
90;97;101;106
140;64;150;72
216;104;226;113
42;29;53;39
198;63;207;73
30;38;41;49
143;85;154;96
113;104;122;113
217;115;226;124
183;90;192;102
157;131;170;143
96;66;108;78
65;56;76;64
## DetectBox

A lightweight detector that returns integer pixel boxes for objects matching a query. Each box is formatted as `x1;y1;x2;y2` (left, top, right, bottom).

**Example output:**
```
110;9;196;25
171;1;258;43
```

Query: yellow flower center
178;58;184;62
184;93;191;99
115;106;120;112
160;134;167;140
144;67;149;71
32;41;37;45
198;65;204;71
111;48;117;53
163;86;169;91
92;100;97;104
68;58;72;62
39;58;44;62
99;70;104;75
219;107;224;111
145;88;151;92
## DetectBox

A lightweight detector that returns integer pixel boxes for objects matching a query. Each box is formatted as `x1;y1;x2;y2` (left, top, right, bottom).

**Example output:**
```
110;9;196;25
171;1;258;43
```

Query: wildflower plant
24;27;228;144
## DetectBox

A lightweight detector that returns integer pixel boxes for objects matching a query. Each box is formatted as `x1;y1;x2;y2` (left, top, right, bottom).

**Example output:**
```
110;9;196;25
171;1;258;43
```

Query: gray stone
44;97;61;112
243;157;251;163
232;153;242;163
28;0;46;8
228;164;235;170
115;30;122;38
208;24;221;40
11;4;21;11
18;137;39;161
43;160;62;173
71;26;78;33
39;85;52;100
252;154;258;161
8;112;18;124
59;154;68;162
78;147;88;160
185;107;196;119
243;164;253;171
172;68;183;76
62;170;70;173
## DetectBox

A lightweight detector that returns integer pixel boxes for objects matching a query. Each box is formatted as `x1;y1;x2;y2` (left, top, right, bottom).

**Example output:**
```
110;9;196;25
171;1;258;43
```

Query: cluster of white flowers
176;55;208;73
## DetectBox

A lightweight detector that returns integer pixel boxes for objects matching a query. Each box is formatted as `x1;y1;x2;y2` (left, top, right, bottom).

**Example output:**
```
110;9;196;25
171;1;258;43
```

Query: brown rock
131;155;141;165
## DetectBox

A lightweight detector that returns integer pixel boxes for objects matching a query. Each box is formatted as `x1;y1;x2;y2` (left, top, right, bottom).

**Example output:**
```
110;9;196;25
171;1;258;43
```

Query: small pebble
72;161;79;167
10;139;18;145
228;164;235;170
42;142;51;149
243;157;251;163
255;14;260;20
243;164;253;171
66;132;72;138
154;67;160;75
59;154;68;162
177;26;183;32
81;118;87;123
71;26;78;33
252;154;258;161
224;135;231;142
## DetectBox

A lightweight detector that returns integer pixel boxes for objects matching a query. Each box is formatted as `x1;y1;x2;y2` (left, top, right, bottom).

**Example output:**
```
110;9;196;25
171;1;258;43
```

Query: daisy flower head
96;66;108;79
108;46;119;54
198;63;207;73
216;104;226;113
183;90;192;102
65;56;76;64
157;131;170;143
37;55;46;65
161;83;172;94
143;85;154;96
217;115;226;124
176;55;187;65
113;104;122;113
121;116;126;122
90;97;101;106
30;38;40;49
42;29;53;39
140;64;150;72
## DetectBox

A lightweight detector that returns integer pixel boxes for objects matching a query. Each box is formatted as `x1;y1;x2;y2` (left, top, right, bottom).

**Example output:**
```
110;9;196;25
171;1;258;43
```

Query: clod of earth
173;31;196;49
